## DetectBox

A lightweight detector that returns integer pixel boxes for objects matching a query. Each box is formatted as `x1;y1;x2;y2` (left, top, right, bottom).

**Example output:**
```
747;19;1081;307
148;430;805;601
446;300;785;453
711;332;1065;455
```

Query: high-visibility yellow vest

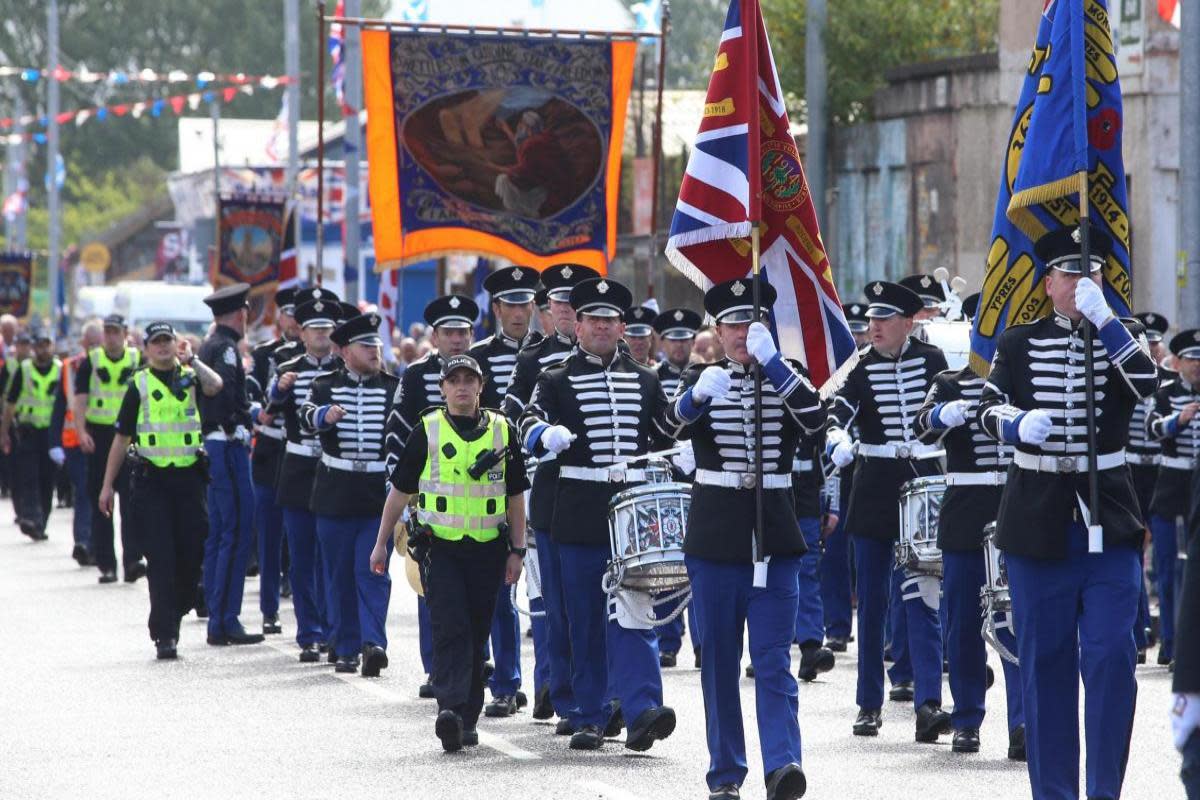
416;409;508;542
16;358;61;429
86;346;138;426
135;367;202;468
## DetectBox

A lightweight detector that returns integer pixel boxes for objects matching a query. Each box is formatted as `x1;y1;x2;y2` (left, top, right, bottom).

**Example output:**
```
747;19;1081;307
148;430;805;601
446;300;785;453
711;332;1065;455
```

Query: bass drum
917;318;972;371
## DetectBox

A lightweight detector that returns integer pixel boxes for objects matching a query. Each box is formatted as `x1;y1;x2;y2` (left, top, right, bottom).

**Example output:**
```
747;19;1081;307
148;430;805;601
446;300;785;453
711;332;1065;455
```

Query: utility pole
805;0;828;233
47;0;61;328
212;99;222;261
1181;0;1200;327
3;94;24;247
285;0;301;259
344;0;363;303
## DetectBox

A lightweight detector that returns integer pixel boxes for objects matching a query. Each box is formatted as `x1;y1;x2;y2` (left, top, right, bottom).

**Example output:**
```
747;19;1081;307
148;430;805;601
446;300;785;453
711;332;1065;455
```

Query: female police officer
370;353;528;752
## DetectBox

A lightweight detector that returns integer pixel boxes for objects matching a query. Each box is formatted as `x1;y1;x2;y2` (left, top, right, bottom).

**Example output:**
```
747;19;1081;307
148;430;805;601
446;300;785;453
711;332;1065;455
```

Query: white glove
539;425;575;455
826;427;850;448
48;447;65;466
691;365;731;402
746;321;778;364
1172;693;1200;751
1017;409;1053;445
831;440;855;468
1074;278;1112;327
938;399;971;428
671;441;696;475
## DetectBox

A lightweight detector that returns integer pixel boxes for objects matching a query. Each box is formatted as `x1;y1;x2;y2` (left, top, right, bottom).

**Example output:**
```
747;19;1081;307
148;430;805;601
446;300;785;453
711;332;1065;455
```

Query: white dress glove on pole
692;366;732;403
1017;409;1053;445
938;399;971;428
831;440;855;468
746;321;778;364
540;425;575;455
1074;278;1113;327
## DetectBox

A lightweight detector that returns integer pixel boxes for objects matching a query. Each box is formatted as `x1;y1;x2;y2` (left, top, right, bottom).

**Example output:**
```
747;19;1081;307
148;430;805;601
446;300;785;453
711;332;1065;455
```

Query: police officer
913;291;1024;758
269;290;344;661
1;328;61;542
372;353;528;751
624;305;656;366
978;227;1158;800
661;278;823;800
197;282;264;646
98;322;223;659
302;312;399;674
385;293;479;694
469;267;542;718
1147;329;1200;667
828;281;950;742
519;276;676;752
503;263;598;732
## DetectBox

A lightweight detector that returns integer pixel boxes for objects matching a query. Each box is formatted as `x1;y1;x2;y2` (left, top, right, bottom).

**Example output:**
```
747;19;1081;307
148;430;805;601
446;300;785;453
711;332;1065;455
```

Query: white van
111;281;214;338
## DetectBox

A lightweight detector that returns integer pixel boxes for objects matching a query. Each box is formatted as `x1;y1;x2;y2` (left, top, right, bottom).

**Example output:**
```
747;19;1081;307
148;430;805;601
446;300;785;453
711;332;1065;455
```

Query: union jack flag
664;0;856;392
328;0;353;116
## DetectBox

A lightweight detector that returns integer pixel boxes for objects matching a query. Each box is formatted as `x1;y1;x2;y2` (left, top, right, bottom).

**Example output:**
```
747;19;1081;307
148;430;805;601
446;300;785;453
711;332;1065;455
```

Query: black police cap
293;298;342;328
424;295;478;329
569;277;632;318
1033;226;1113;274
899;274;946;307
292;286;341;309
102;314;126;329
203;282;251;316
704;278;777;324
483;266;539;304
541;263;600;301
275;286;299;312
652;308;702;339
1169;329;1200;360
331;312;383;348
1135;312;1169;343
624;305;656;336
143;321;177;343
843;302;869;332
863;281;924;318
440;354;484;381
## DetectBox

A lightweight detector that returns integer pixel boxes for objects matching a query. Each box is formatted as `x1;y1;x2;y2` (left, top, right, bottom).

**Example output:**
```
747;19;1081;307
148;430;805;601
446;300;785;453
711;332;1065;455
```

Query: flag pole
751;222;768;588
648;0;670;300
1078;168;1102;553
745;0;767;588
315;0;327;288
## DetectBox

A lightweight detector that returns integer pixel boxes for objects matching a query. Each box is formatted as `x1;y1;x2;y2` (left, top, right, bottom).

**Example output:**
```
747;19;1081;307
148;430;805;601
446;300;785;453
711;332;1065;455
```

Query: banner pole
648;1;670;298
751;222;767;588
1078;168;1102;553
315;0;327;288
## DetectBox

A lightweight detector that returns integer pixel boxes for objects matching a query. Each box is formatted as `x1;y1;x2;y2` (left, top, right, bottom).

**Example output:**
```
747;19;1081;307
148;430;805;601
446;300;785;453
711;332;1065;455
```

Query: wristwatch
509;546;527;558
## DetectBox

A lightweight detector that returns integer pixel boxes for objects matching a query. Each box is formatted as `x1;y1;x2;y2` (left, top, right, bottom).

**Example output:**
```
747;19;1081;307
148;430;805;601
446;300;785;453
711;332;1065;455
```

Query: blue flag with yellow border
970;0;1132;377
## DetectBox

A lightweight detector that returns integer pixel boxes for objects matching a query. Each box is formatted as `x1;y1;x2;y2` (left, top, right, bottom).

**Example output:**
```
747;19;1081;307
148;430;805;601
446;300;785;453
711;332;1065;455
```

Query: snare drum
980;522;1010;613
896;476;945;578
607;481;690;592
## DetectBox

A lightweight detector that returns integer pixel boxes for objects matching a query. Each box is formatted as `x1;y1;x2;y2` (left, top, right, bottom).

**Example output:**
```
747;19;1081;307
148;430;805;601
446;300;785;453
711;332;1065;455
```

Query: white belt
559;465;646;483
857;442;942;460
286;441;322;458
1125;452;1159;466
255;426;285;441
791;459;814;473
695;468;792;489
1012;449;1127;474
1159;455;1198;471
321;454;387;473
943;471;1006;487
205;427;250;443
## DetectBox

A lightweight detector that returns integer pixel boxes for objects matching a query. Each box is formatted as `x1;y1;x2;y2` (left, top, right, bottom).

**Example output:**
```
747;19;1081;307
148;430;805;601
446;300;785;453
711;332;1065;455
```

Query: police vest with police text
135;367;202;468
416;409;508;543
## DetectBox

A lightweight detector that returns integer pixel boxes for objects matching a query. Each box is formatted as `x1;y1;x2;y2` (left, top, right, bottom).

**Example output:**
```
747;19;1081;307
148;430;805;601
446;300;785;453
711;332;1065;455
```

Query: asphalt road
0;511;1185;800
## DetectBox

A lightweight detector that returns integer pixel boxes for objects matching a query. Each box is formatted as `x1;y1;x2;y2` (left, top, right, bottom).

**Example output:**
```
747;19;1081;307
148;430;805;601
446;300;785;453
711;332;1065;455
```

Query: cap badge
449;297;461;308
872;283;883;296
511;268;523;280
369;313;381;326
313;301;324;312
1194;331;1200;341
673;310;683;321
597;280;609;294
1071;227;1082;244
561;266;573;279
1146;313;1156;324
730;281;746;297
313;288;323;299
920;275;931;288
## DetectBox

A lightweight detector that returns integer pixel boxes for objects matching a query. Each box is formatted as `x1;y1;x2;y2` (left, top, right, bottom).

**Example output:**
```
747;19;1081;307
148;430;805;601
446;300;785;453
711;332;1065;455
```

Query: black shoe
98;569;118;584
943;658;950;674
335;655;359;674
361;644;388;677
17;518;36;538
280;575;292;599
299;643;321;663
515;690;528;709
194;595;208;619
569;724;604;750
263;615;282;635
124;561;147;583
481;660;495;684
155;638;178;660
797;644;835;682
826;636;848;653
462;728;479;747
888;681;914;702
745;664;755;678
485;696;517;718
985;664;995;689
206;634;229;646
660;650;677;668
532;686;554;720
709;785;741;800
80;550;95;566
525;626;533;639
554;718;577;736
1158;648;1173;666
318;642;330;653
1137;649;1147;665
694;647;702;669
436;710;464;752
1008;725;1027;761
852;708;882;736
952;728;981;753
625;706;676;752
603;704;624;738
915;701;952;743
327;648;338;664
71;544;89;565
225;625;265;645
765;762;807;800
883;647;894;663
419;677;436;698
246;561;260;578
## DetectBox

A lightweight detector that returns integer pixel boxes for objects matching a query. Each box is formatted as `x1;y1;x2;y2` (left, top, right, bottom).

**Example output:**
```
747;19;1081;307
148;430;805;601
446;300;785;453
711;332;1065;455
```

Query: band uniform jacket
978;312;1158;559
829;337;948;541
468;329;543;410
196;323;252;435
269;352;341;509
518;347;670;547
661;358;826;563
1147;369;1199;520
791;429;825;521
914;366;1012;551
302;366;399;518
248;336;299;486
1174;465;1200;694
1125;365;1167;519
384;352;446;484
503;331;576;532
656;361;686;401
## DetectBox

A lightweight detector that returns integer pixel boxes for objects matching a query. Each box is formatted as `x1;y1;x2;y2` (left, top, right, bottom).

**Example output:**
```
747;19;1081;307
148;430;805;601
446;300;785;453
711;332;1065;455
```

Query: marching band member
827;281;950;742
371;354;528;752
792;425;836;684
469;266;542;718
1;329;62;543
978;227;1158;800
623;305;656;366
1147;328;1200;668
504;263;598;733
518;276;676;752
899;274;945;321
913;292;1024;758
661;278;824;800
302;312;399;675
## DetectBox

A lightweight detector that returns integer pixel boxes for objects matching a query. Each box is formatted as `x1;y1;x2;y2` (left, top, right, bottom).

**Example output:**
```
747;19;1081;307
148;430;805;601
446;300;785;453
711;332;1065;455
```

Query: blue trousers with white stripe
534;530;578;720
489;583;522;697
202;439;255;638
1150;514;1179;661
315;515;392;659
794;517;826;645
254;481;284;619
282;507;325;647
819;516;853;640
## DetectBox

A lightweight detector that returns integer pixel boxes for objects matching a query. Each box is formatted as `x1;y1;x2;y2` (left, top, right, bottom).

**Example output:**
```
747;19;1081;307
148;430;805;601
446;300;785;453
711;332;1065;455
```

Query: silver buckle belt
559;465;646;483
1012;449;1127;474
856;442;942;460
943;471;1006;487
205;428;249;443
791;459;814;473
1125;452;1159;466
695;468;793;489
320;454;387;473
286;441;322;459
1159;455;1198;471
255;426;285;441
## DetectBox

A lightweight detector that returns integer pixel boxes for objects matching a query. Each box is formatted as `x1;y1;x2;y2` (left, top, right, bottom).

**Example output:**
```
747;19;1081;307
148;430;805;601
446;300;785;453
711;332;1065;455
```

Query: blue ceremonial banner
970;0;1133;376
